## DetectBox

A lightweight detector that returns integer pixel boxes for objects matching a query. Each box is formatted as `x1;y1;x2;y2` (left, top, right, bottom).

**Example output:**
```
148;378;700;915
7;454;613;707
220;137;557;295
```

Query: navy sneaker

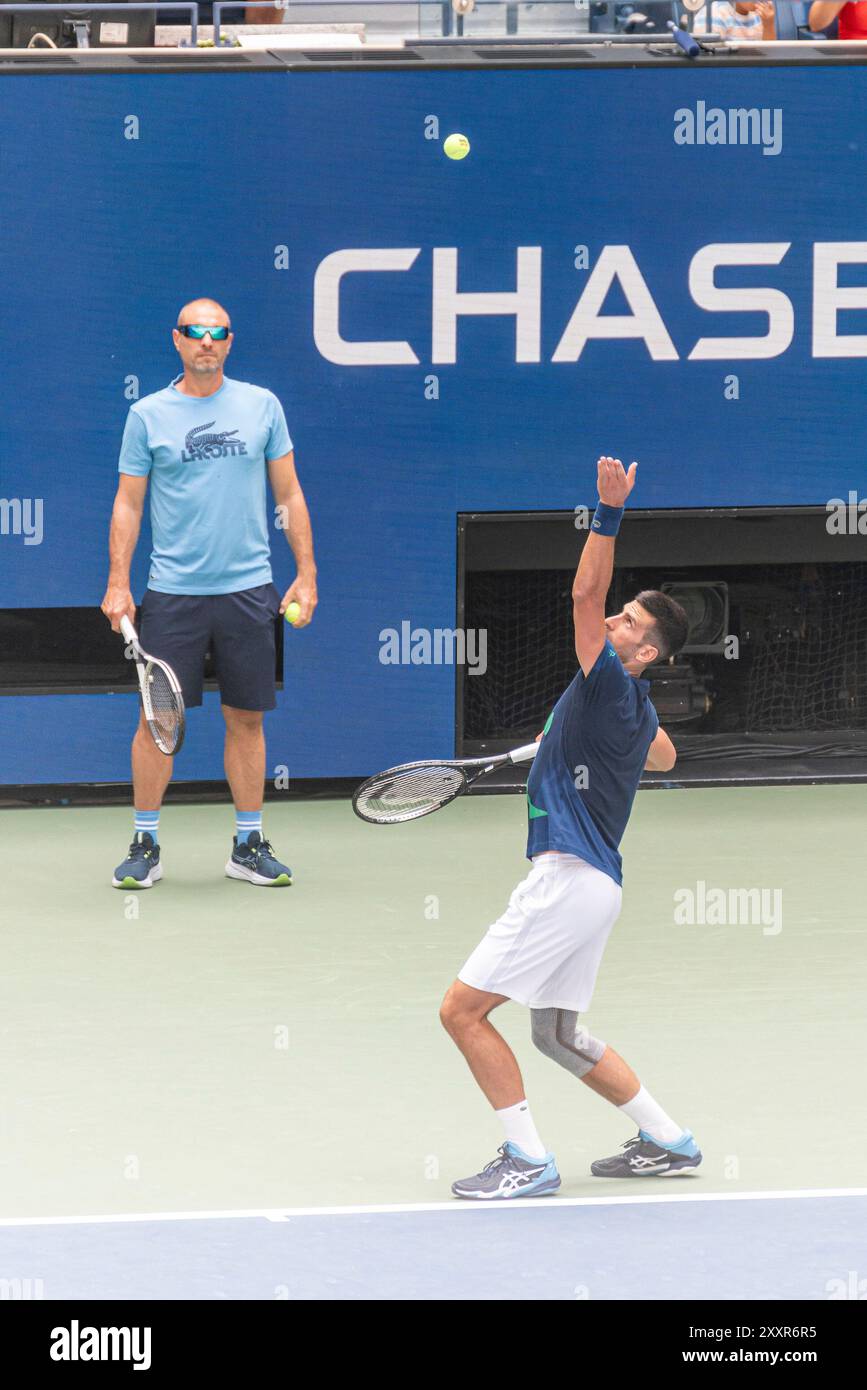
451;1142;561;1200
591;1130;702;1178
112;831;162;889
225;831;292;886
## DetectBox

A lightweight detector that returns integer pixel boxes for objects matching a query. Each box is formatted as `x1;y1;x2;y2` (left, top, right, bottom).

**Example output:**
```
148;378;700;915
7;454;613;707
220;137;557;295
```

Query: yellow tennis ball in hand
285;602;301;626
444;133;470;161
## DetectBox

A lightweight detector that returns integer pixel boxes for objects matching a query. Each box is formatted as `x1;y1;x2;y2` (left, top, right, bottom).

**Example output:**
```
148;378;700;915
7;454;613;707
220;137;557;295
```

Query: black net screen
463;563;867;740
744;564;867;732
463;570;579;741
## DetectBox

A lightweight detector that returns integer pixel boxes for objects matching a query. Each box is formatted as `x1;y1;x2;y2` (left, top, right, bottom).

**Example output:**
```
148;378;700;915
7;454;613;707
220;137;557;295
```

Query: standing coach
101;298;317;889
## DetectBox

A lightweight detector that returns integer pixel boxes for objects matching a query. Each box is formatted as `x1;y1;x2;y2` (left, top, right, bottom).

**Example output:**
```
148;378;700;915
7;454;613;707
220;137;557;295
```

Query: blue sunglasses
177;325;230;340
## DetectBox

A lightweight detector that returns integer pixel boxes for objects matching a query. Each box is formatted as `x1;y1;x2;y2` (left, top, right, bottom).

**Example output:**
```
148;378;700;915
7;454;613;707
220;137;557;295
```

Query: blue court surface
2;1190;864;1300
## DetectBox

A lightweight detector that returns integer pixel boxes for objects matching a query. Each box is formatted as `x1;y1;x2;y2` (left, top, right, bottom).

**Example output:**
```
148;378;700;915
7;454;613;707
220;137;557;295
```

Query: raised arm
572;456;638;676
268;450;318;627
808;2;847;30
101;473;148;632
756;2;776;39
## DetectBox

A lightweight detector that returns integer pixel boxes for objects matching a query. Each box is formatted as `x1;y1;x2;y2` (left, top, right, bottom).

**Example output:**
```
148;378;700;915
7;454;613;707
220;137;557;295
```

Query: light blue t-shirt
118;374;293;595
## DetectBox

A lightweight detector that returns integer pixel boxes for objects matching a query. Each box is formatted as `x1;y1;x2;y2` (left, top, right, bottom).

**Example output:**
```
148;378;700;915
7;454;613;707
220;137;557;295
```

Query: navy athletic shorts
138;583;281;711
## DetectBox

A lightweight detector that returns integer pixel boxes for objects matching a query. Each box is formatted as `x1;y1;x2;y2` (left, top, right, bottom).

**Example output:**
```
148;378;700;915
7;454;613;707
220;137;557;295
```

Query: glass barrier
419;1;593;39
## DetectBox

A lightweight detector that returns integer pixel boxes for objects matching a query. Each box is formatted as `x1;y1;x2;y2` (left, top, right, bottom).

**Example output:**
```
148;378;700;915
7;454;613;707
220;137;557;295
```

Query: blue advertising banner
1;64;865;781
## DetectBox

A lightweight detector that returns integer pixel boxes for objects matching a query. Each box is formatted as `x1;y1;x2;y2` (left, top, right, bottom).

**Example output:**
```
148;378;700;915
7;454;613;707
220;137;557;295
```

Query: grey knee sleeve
531;1008;606;1079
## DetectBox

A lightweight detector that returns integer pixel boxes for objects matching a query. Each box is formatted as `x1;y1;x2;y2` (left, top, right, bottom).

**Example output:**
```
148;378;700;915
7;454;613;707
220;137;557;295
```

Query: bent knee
531;1008;606;1076
530;1007;558;1058
440;982;489;1035
439;985;462;1033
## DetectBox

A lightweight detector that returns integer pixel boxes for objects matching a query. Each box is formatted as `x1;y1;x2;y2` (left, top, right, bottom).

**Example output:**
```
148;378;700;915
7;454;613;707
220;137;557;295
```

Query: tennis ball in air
443;134;470;161
285;602;301;626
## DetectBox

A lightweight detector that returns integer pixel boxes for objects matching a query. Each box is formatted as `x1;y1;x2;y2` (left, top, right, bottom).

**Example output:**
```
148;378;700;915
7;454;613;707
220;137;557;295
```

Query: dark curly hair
633;590;689;662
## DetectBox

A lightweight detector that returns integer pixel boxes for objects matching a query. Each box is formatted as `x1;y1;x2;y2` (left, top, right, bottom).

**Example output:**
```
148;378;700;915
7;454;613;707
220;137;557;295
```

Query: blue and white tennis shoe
112;831;162;889
451;1142;561;1200
225;831;293;886
591;1130;702;1178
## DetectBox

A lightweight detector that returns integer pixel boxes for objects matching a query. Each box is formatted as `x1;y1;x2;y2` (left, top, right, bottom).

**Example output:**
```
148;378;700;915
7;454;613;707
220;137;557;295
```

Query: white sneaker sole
112;863;163;890
453;1185;561;1201
224;860;292;887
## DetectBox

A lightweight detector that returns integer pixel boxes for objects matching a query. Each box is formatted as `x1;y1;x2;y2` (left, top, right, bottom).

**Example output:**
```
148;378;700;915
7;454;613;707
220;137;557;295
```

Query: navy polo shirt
526;640;659;886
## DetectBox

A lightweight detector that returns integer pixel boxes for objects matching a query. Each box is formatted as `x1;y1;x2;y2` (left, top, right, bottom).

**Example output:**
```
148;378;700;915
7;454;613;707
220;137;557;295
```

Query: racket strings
354;765;466;824
143;660;184;755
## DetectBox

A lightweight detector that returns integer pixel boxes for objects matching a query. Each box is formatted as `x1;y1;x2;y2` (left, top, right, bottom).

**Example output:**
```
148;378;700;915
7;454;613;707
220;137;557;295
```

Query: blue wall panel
1;65;865;782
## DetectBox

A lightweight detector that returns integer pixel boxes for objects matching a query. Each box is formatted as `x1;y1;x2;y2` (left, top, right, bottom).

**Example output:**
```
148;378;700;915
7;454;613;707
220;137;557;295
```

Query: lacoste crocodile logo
181;421;248;461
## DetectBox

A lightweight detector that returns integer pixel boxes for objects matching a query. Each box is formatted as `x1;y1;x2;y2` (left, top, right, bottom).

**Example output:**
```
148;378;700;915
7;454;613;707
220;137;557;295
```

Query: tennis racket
120;615;186;756
352;742;539;825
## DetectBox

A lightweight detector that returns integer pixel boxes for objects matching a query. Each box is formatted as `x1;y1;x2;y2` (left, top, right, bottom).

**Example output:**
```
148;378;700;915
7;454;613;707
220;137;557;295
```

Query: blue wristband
591;503;624;537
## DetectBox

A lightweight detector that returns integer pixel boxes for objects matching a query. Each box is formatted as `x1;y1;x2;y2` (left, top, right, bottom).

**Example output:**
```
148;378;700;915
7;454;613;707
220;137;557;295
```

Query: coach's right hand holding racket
101;580;136;634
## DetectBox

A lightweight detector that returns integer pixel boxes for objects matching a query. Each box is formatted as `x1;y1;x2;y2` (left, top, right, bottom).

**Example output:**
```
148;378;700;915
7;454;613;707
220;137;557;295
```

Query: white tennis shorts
458;852;623;1012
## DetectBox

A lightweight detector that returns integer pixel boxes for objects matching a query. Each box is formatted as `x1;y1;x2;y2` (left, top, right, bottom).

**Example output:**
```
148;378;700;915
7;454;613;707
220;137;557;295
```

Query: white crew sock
495;1099;548;1159
618;1085;684;1147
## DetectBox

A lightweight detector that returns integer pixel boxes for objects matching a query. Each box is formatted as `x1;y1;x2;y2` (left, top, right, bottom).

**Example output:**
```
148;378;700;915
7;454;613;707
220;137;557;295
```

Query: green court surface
1;784;864;1220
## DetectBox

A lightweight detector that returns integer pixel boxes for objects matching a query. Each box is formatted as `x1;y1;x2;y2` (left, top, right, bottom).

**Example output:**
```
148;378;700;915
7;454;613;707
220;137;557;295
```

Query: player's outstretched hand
597;456;638;508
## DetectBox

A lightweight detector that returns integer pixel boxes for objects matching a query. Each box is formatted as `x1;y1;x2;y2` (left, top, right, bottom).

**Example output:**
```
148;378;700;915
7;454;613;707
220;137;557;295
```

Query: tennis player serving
101;298;317;889
441;456;702;1197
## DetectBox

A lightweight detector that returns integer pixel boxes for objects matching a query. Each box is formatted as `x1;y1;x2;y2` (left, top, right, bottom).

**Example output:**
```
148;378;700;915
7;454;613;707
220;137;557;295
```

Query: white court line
0;1186;865;1229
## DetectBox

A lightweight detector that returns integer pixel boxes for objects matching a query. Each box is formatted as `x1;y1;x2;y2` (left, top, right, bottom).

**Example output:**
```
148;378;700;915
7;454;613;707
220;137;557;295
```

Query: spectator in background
246;3;286;18
161;2;285;29
695;1;776;37
809;2;867;35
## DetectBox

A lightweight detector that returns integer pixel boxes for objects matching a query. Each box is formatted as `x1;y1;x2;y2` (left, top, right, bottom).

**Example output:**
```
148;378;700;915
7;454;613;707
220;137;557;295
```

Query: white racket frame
120;615;185;756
